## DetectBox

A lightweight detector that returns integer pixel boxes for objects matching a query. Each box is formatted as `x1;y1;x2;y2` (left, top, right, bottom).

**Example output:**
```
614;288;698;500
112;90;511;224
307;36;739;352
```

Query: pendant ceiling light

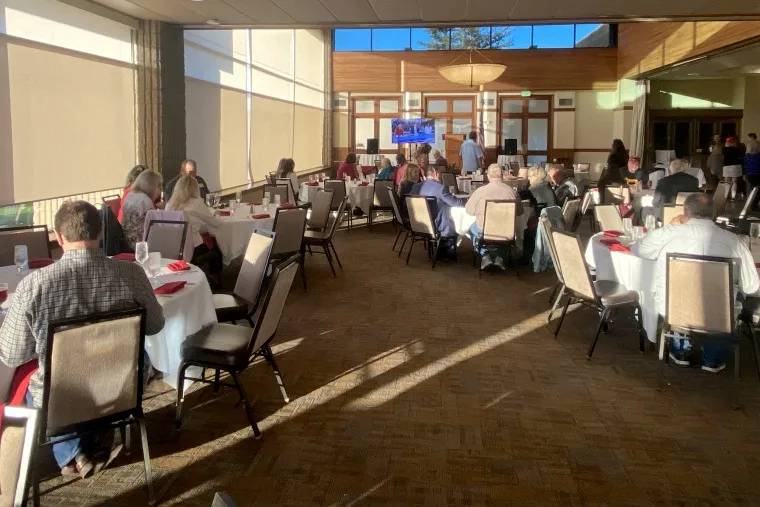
437;49;506;87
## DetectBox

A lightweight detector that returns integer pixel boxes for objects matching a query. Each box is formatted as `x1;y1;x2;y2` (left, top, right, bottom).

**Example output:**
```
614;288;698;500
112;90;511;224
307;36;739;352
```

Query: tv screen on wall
391;118;436;144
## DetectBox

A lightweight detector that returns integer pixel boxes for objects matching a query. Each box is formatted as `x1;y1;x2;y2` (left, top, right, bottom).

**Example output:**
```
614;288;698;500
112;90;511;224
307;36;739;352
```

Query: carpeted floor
39;219;760;506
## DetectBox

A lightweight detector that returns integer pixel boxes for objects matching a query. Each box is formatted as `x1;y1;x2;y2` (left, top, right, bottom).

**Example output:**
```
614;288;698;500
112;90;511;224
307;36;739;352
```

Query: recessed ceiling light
686;73;699;76
206;19;221;25
189;0;204;2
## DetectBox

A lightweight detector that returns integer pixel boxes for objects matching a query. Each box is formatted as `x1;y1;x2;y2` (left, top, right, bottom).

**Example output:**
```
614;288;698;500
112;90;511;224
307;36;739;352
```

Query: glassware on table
229;199;238;211
633;226;645;242
274;194;281;207
309;174;315;183
449;186;457;195
262;196;270;213
206;194;214;208
320;172;326;181
147;252;162;284
135;241;149;266
235;190;243;203
622;217;633;238
0;282;7;318
750;223;760;251
14;245;28;273
213;194;221;207
645;214;657;233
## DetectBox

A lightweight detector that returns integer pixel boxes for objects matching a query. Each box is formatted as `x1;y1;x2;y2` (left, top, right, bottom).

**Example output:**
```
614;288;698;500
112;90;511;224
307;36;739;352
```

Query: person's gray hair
486;163;503;180
684;193;713;219
381;157;392;169
527;165;547;185
131;170;163;200
431;149;441;159
669;159;685;173
54;200;102;242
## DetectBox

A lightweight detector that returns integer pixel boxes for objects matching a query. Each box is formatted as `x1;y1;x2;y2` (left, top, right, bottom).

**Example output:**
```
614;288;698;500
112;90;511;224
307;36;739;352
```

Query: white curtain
630;79;647;158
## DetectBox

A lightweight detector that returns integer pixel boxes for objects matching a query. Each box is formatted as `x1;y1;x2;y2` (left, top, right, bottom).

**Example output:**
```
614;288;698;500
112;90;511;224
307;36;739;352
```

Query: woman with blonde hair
120;170;163;249
166;175;224;281
397;163;421;220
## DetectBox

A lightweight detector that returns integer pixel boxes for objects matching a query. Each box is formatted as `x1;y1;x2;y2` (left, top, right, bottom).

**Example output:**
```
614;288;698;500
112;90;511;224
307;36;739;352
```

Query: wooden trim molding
554;108;576;112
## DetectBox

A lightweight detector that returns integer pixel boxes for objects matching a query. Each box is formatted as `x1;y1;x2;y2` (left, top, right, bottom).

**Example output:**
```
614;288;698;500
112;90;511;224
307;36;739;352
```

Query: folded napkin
603;230;624;237
113;253;136;262
600;238;620;246
756;263;760;268
306;181;319;186
358;182;370;187
217;210;231;216
154;281;186;295
167;260;191;272
28;258;54;269
251;213;271;219
610;244;632;254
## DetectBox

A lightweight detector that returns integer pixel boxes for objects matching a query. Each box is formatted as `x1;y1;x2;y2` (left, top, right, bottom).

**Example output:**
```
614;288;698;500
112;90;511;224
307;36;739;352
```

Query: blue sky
334;24;604;51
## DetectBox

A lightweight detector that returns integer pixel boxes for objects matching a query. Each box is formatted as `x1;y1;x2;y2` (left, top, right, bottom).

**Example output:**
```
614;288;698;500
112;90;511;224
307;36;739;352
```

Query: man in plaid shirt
0;200;164;478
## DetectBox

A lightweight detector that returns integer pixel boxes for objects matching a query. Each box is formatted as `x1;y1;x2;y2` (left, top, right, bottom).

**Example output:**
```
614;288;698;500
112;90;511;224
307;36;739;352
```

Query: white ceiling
653;43;760;80
87;0;760;26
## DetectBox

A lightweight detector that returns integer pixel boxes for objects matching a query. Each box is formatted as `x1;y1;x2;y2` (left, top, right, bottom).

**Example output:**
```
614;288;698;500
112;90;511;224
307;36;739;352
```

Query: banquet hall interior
4;0;760;505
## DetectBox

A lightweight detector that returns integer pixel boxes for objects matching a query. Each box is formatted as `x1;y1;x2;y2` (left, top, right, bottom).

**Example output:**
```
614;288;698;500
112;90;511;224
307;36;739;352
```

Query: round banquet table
583;233;658;343
213;208;275;265
299;182;321;204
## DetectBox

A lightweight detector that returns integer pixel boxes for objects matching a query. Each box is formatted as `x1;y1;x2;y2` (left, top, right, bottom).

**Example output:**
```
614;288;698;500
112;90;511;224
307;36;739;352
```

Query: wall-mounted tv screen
391;118;436;144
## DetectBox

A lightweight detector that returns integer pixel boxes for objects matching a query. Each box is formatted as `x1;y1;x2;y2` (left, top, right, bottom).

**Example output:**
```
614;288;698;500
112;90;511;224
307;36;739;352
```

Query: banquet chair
146;219;189;260
659;253;747;387
662;205;684;226
306;188;334;231
589;163;605;186
175;255;300;438
368;180;395;230
739;187;758;219
0;406;39;507
575;163;590;173
561;197;582;232
387;187;412;254
263;184;289;205
35;308;154;505
276;177;298;204
605;185;630;205
518;168;529;179
102;194;121;218
540;217;566;322
304;197;348;278
270;205;308;290
471;181;485;192
594;205;623;232
675;192;700;205
551;230;645;357
580;189;596;231
213;229;275;327
440;172;457;191
0;226;51;266
266;172;276;186
405;195;445;270
509;161;520;175
324;179;352;231
473;200;518;277
713;181;730;219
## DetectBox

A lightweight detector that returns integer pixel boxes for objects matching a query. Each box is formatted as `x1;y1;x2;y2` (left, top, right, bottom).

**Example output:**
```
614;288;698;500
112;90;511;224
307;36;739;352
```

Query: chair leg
398;231;409;258
431;239;441;270
32;469;40;507
229;371;262;439
750;324;760;381
174;362;189;429
330;242;343;269
137;417;156;505
549;281;562;305
264;345;289;403
547;285;565;322
392;228;403;251
324;245;337;277
636;305;646;353
734;343;741;381
119;424;132;456
658;330;670;389
588;307;610;358
213;369;221;393
405;236;415;265
307;245;313;255
554;298;572;338
300;256;307;291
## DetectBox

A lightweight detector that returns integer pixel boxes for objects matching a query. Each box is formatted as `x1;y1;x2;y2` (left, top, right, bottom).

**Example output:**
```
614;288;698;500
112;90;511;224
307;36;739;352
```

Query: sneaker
701;363;726;373
494;256;506;271
481;254;494;270
669;349;691;367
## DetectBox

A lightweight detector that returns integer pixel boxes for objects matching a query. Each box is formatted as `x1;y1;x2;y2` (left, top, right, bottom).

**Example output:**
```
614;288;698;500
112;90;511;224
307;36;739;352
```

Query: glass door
424;96;476;162
499;96;551;165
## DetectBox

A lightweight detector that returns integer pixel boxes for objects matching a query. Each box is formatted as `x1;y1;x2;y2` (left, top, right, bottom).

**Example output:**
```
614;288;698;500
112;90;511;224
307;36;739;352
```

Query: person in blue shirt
459;131;484;175
376;157;395;180
411;148;467;239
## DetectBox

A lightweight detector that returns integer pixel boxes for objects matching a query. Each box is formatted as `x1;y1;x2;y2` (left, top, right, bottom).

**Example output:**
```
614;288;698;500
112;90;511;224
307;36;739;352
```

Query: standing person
164;159;209;203
459;131;484;175
276;158;299;200
0;200;165;478
723;136;743;199
744;141;760;211
707;141;724;186
336;153;358;181
120;170;163;250
118;165;148;222
747;133;759;154
393;153;408;187
599;139;628;196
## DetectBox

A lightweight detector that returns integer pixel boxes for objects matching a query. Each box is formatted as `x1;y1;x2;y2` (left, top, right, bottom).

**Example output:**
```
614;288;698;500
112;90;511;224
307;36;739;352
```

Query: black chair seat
304;229;329;243
182;324;252;368
212;291;250;323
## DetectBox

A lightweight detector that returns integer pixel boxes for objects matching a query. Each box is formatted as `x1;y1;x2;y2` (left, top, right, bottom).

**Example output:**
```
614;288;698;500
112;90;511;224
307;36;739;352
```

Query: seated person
393;153;408;188
411;166;467;239
337;152;358;181
548;167;578;206
651;159;699;211
431;149;449;171
118;164;148;222
165;159;208;203
275;158;299;198
0;201;165;478
620;156;648;189
527;166;557;208
465;163;524;270
120;170;164;250
397;164;421;220
636;194;759;373
376;157;396;180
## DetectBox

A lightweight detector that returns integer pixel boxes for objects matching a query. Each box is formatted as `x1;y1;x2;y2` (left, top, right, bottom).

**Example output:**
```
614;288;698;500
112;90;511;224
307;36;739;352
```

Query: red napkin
113;253;136;262
154;281;186;295
459;177;472;180
358;182;369;187
610;244;632;254
306;181;319;186
604;230;624;237
0;359;38;442
167;260;190;272
28;258;54;269
755;263;760;268
251;213;271;219
600;238;620;246
217;210;231;216
279;203;294;208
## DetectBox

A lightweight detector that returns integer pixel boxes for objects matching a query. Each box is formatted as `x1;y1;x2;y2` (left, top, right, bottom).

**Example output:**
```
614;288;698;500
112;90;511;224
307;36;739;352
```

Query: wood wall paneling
618;21;760;78
333;49;618;93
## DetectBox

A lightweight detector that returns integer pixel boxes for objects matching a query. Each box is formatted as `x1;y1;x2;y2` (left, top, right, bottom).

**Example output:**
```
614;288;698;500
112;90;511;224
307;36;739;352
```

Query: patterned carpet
38;220;760;506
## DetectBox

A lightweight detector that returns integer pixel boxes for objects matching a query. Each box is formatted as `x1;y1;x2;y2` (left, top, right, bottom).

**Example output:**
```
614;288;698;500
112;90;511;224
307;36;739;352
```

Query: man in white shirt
465;164;524;270
459;131;483;175
636;193;760;372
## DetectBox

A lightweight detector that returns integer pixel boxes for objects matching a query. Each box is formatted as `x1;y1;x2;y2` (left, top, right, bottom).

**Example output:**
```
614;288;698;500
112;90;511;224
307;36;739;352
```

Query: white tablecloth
648;170;666;189
497;155;525;169
685;167;706;187
348;183;374;215
359;154;382;167
213;209;275;265
456;176;481;194
299;182;321;203
583;233;658;343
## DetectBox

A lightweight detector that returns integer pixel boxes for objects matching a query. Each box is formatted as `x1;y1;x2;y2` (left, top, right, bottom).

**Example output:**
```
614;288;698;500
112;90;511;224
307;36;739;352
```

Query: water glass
235;190;243;203
148;252;162;284
262;196;270;212
135;241;149;266
750;223;760;251
309;174;315;183
14;245;28;273
449;186;457;195
622;217;633;237
213;194;221;207
274;194;281;206
633;226;645;242
645;214;657;233
206;194;214;208
229;199;238;211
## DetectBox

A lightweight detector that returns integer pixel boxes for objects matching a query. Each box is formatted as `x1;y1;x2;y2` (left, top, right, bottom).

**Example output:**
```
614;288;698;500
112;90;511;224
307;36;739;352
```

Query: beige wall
744;77;760;138
649;79;744;109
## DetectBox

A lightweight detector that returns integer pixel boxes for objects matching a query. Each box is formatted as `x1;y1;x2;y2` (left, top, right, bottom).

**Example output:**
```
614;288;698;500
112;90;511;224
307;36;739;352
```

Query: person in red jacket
336;153;358;180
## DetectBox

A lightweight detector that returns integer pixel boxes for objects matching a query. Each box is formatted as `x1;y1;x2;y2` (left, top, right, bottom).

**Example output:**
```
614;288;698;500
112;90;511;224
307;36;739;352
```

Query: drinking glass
229;199;238;211
274;194;281;206
309;174;315;183
751;223;760;251
449;186;457;195
213;194;221;207
14;245;28;273
235;190;243;203
262;196;270;213
622;217;633;237
0;283;7;318
206;194;214;208
633;226;645;242
645;214;657;233
148;252;162;284
135;241;149;266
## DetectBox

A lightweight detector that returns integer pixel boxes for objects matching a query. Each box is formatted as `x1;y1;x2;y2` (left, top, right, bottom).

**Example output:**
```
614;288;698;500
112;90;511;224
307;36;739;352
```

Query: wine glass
206;193;214;208
14;245;28;273
148;252;162;285
750;223;760;251
645;214;657;233
235;190;243;203
274;194;281;207
622;217;633;238
135;241;149;267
